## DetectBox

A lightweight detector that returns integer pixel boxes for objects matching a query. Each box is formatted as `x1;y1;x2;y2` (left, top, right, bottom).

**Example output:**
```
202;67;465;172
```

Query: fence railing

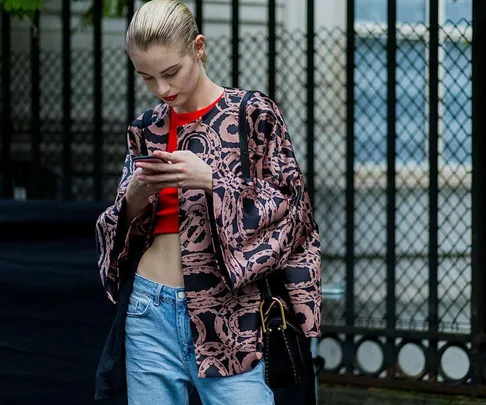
1;0;486;397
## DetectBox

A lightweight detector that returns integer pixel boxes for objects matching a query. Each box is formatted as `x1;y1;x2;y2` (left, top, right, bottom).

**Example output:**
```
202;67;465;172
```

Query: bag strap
237;92;273;303
238;91;254;180
139;109;153;156
207;91;273;302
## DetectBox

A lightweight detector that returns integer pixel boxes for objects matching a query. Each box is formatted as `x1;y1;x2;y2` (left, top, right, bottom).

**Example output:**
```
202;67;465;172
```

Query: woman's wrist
203;165;213;193
125;190;149;224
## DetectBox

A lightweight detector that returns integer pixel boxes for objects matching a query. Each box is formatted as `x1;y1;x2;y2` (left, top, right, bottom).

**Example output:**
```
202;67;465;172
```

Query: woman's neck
174;70;223;114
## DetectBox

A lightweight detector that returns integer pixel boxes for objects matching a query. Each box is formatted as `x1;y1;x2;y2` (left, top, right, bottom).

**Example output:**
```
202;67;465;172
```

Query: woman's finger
138;173;182;184
136;161;180;174
152;150;175;162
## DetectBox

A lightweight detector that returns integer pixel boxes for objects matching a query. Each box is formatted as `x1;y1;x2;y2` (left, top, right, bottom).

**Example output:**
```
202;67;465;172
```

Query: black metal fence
1;0;486;397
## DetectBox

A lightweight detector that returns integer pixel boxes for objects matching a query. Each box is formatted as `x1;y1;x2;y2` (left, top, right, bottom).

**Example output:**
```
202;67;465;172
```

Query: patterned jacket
95;87;322;379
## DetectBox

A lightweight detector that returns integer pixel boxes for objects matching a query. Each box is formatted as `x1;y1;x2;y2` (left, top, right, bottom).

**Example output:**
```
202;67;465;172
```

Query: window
445;0;472;23
357;0;426;24
354;0;472;167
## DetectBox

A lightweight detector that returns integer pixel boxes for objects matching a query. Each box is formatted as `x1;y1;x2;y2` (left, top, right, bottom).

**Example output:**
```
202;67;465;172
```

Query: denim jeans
125;273;275;405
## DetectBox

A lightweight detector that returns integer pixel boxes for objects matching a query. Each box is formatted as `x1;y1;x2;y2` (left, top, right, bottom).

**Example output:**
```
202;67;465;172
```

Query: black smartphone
132;155;164;164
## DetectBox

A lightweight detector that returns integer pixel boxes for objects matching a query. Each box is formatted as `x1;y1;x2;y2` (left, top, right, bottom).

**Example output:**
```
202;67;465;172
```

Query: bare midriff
135;91;224;288
136;233;184;287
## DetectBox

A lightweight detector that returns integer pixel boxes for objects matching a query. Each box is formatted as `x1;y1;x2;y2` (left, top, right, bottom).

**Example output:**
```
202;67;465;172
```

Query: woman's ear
194;34;206;60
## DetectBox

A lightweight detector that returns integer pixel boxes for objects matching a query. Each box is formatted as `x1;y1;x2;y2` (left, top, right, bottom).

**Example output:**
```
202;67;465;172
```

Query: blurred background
1;0;486;403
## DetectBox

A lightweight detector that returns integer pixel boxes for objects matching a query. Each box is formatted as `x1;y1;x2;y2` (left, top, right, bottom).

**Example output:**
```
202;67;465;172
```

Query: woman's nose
156;80;171;97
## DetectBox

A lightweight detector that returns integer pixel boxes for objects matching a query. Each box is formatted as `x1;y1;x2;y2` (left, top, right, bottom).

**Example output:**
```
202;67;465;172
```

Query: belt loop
154;284;162;306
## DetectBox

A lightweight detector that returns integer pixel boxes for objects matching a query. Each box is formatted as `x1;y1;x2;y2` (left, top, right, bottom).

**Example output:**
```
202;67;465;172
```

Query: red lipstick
163;94;178;102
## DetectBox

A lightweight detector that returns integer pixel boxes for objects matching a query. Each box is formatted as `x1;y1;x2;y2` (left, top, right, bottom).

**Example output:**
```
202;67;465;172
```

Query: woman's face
129;38;204;111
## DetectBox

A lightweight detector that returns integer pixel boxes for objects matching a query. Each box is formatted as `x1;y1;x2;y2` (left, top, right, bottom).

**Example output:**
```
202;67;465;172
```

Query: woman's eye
142;76;153;81
164;70;178;78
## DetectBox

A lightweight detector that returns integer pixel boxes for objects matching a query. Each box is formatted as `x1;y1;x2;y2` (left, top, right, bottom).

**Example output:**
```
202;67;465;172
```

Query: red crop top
153;93;223;236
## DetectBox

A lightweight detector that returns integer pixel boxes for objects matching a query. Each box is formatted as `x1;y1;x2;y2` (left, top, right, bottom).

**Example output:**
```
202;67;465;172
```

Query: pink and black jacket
95;87;322;387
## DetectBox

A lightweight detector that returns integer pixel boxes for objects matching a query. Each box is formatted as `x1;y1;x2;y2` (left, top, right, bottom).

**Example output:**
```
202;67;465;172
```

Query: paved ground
317;384;486;405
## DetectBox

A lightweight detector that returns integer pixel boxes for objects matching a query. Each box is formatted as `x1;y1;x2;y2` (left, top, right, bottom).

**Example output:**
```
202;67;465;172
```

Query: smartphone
132;155;164;164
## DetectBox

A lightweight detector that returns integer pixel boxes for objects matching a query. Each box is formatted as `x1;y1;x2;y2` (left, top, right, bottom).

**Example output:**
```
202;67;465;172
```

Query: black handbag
207;90;309;390
258;277;308;388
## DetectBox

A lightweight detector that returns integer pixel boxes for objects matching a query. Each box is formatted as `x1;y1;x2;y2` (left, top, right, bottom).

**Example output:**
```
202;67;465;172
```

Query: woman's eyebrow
136;64;180;75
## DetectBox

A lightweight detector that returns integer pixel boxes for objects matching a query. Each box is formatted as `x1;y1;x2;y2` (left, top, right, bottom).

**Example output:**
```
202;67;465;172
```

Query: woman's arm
210;93;321;291
95;116;157;303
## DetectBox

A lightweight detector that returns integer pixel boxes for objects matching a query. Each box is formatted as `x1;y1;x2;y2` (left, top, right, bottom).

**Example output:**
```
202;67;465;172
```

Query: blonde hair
126;0;207;62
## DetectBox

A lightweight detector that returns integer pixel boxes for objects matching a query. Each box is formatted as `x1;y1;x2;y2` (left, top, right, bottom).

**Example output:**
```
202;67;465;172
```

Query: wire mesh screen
2;21;473;334
205;35;232;88
275;29;308;167
438;22;472;333
347;21;472;333
313;26;347;326
10;53;31;134
240;31;269;96
394;24;430;331
353;26;389;328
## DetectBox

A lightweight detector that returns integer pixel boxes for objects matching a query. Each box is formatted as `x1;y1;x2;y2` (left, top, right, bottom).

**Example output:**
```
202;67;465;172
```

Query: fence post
231;0;239;88
345;0;356;374
30;11;41;200
470;0;486;389
126;0;135;127
385;0;397;378
195;0;203;34
1;10;12;199
93;0;103;201
62;0;72;200
268;0;276;101
306;0;315;206
428;0;440;381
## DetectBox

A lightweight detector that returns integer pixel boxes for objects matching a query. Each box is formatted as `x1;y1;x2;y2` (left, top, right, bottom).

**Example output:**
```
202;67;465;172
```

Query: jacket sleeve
211;93;320;291
95;114;157;303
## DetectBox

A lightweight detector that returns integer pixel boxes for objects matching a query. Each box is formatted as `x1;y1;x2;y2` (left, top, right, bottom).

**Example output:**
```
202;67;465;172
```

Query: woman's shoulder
223;87;279;114
128;102;170;130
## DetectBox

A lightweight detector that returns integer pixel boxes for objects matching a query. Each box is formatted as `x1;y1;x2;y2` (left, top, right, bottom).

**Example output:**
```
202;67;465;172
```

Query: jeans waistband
133;272;186;303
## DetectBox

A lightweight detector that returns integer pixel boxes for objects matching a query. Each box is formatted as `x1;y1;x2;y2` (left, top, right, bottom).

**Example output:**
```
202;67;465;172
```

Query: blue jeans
125;273;275;405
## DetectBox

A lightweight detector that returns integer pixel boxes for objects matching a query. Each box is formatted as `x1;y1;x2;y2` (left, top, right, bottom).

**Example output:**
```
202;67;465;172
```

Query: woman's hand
125;164;164;224
133;150;213;193
124;150;212;224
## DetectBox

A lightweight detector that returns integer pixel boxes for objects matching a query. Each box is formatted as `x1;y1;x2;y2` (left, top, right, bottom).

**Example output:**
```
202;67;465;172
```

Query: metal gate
1;0;485;396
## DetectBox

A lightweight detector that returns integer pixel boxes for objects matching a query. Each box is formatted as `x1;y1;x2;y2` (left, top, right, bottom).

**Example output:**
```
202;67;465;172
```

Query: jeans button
178;291;185;299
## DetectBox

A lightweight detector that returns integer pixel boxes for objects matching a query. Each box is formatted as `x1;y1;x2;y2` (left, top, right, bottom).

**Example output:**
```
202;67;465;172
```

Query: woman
95;1;322;404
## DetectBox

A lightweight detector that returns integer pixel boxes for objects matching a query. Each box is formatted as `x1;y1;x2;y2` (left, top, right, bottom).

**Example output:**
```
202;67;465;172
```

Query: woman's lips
163;94;178;102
